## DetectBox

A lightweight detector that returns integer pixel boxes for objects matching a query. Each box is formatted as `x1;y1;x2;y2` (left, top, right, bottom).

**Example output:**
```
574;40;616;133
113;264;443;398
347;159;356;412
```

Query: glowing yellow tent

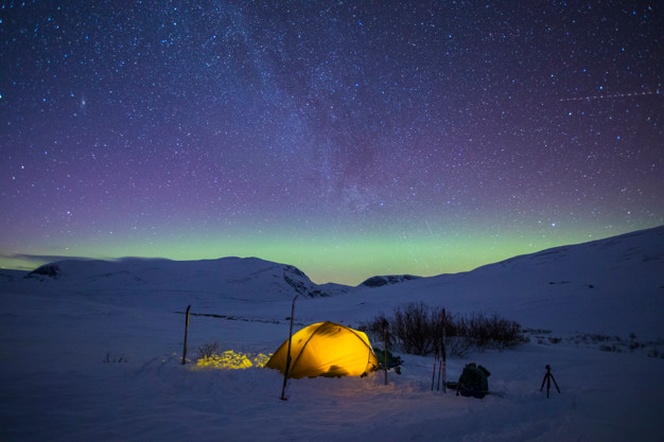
265;321;379;378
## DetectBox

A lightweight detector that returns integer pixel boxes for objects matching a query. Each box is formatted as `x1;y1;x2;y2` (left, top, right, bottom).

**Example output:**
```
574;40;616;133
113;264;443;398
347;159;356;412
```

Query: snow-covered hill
359;274;421;287
293;225;664;339
20;256;350;300
4;225;663;336
1;226;663;441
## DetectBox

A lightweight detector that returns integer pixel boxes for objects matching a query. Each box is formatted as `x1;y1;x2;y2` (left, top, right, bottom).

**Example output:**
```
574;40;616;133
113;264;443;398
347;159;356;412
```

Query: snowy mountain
7;225;664;337
289;225;664;340
1;226;663;441
22;256;345;300
359;274;421;287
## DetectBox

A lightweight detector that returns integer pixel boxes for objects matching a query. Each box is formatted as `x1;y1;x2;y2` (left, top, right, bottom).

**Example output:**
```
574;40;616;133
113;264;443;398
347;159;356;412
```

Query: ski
431;345;438;391
436;341;443;391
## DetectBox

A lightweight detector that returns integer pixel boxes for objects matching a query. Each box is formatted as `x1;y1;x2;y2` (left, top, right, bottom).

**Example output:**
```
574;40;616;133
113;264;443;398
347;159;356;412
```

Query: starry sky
1;1;663;285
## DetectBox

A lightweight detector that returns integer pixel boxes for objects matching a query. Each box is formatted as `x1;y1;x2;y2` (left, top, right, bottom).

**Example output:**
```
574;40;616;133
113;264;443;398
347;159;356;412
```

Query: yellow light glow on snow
196;350;271;370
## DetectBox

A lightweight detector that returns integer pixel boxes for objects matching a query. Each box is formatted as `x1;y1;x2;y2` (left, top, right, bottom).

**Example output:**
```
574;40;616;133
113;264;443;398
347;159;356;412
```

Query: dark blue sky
1;1;662;284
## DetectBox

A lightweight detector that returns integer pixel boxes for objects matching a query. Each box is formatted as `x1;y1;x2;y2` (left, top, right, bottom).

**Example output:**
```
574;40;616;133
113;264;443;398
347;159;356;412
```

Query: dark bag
455;362;490;398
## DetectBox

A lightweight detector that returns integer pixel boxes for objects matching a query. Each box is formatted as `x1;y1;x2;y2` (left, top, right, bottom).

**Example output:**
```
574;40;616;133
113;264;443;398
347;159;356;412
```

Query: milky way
1;2;663;284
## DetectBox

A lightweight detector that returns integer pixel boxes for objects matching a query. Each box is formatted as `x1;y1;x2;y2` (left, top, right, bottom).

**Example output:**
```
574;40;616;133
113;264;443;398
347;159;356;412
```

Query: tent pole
280;295;299;400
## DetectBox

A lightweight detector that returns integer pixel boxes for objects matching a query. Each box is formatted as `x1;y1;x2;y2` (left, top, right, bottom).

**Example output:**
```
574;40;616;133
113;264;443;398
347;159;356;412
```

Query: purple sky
1;2;662;284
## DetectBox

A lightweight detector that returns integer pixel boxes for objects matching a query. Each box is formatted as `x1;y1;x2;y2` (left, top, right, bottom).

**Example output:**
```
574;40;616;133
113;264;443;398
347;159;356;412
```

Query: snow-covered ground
1;226;663;441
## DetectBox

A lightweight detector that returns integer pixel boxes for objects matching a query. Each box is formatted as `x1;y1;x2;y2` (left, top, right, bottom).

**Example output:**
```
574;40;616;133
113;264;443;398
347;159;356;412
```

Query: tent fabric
265;321;378;378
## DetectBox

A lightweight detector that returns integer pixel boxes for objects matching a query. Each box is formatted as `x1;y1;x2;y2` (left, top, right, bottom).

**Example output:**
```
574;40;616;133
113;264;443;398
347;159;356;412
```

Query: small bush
103;351;128;363
196;341;221;359
600;344;621;353
447;336;475;357
589;334;612;342
647;348;663;359
453;311;526;351
362;312;395;349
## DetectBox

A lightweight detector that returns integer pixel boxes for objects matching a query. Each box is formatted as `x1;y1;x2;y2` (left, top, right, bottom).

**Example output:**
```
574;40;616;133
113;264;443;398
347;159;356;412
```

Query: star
0;1;662;285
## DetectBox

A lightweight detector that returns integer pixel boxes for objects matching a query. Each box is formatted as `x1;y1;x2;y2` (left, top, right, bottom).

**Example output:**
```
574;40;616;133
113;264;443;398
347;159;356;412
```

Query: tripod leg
540;374;547;392
546;375;551;398
550;374;561;393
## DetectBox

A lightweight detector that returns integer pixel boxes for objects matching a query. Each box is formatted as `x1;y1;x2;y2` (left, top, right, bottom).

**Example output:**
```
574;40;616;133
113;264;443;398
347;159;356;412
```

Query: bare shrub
360;312;395;349
392;302;439;355
196;341;221;359
103;351;128;363
456;311;526;350
447;336;474;357
362;304;526;356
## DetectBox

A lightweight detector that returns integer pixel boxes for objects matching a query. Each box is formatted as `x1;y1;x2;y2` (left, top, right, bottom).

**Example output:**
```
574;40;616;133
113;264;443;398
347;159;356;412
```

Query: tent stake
181;305;191;365
280;295;299;400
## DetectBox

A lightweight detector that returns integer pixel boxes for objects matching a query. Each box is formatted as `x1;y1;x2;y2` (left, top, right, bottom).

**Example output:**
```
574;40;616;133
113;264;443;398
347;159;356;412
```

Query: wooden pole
181;305;191;365
382;319;389;385
441;308;447;393
280;295;299;400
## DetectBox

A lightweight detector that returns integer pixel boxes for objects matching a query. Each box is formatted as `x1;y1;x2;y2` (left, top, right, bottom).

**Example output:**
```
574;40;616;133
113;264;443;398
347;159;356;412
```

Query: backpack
456;362;490;398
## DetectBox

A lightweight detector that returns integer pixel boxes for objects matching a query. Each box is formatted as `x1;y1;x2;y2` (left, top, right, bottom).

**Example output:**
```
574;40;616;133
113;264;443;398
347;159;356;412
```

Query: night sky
1;1;663;285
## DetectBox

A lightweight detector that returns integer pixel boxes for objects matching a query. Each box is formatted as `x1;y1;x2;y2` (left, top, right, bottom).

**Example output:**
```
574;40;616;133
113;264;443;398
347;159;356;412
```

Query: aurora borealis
1;1;662;285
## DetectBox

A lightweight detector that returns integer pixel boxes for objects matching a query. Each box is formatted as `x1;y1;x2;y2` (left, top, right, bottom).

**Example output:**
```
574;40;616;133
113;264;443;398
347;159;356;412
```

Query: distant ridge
11;226;664;307
360;274;421;288
22;256;346;300
343;224;664;338
9;225;663;327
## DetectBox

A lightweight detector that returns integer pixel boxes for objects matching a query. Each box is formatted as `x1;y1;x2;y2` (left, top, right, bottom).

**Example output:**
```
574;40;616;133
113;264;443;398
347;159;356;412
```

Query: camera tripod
540;364;560;398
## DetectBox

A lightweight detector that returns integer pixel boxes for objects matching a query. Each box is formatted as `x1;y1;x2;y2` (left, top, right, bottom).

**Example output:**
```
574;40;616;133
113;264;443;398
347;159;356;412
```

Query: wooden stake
441;308;447;393
181;305;191;365
280;295;299;400
382;319;389;385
